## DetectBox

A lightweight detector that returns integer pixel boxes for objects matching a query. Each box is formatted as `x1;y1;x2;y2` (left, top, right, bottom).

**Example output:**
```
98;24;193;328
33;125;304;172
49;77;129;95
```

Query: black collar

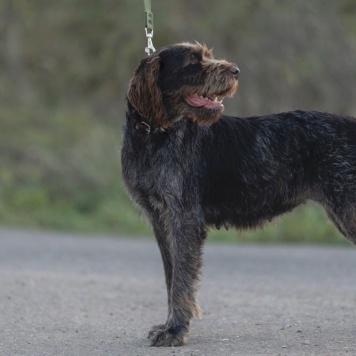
134;119;152;134
126;103;166;135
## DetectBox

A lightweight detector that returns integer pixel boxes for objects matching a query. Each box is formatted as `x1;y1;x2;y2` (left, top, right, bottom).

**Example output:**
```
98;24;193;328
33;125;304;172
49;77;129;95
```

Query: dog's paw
148;324;189;347
147;324;166;339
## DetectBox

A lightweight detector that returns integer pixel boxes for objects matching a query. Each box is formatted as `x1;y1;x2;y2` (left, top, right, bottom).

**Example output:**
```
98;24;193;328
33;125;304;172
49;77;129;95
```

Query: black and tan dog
121;42;356;346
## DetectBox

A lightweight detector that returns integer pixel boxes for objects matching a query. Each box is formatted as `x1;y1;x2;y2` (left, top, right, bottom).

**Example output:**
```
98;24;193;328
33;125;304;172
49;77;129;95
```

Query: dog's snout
229;66;240;78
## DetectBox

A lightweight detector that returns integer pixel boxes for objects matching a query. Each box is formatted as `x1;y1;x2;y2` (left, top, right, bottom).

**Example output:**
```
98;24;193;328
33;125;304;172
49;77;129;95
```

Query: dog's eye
190;55;199;64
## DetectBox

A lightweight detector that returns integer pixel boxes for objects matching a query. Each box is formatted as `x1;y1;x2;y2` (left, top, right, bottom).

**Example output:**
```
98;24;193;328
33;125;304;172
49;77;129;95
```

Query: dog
121;42;356;346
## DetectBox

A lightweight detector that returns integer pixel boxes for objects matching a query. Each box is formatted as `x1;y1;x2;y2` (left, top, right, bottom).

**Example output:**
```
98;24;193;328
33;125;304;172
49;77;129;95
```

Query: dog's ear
127;54;167;127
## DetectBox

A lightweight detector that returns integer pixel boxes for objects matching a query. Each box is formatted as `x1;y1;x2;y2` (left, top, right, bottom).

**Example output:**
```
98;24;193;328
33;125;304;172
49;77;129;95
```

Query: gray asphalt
0;228;355;356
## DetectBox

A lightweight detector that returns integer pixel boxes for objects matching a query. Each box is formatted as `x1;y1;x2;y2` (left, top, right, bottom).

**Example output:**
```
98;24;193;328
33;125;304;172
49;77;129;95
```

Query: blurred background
1;0;356;243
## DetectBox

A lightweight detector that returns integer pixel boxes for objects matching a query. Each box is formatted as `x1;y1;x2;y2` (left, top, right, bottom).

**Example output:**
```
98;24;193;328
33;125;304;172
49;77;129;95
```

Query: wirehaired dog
121;42;356;346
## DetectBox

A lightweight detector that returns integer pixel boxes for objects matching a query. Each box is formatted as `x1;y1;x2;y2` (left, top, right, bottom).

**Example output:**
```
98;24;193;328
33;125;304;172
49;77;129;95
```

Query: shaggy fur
121;42;356;347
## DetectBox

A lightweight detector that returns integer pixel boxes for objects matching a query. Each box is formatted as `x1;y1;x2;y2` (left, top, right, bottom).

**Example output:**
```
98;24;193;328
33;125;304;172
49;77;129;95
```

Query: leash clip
145;28;155;56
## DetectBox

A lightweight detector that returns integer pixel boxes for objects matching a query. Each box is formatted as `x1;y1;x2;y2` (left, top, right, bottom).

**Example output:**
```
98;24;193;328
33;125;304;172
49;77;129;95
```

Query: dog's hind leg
148;209;206;347
326;208;349;237
326;206;356;244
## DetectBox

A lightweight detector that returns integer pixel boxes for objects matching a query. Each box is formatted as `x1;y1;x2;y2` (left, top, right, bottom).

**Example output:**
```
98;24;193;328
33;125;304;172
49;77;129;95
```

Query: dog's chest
121;129;199;207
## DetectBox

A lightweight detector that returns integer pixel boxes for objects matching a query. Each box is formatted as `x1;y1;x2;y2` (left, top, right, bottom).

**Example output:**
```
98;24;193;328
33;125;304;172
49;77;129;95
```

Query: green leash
143;0;155;55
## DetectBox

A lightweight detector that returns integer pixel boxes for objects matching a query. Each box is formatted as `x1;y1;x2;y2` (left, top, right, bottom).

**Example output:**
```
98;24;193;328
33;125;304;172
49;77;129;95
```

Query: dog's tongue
185;94;223;109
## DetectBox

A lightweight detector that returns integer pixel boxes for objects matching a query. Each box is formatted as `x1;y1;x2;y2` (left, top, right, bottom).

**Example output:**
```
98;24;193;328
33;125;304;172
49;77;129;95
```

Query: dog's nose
229;66;240;78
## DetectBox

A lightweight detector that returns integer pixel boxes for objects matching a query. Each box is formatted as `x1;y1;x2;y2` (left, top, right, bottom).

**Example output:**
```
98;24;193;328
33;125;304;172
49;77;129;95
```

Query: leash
143;0;155;55
131;1;160;135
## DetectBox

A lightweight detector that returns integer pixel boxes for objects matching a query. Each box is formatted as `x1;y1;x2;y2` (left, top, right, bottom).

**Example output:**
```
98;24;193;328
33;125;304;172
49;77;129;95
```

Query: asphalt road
0;228;355;356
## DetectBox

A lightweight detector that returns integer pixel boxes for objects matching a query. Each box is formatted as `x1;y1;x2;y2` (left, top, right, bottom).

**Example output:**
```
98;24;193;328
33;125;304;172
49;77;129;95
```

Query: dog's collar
127;107;166;135
133;118;167;135
134;120;152;134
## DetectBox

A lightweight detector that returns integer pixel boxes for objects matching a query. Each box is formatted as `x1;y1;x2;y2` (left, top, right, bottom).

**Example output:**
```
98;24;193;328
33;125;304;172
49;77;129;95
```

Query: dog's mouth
183;83;238;111
184;94;224;110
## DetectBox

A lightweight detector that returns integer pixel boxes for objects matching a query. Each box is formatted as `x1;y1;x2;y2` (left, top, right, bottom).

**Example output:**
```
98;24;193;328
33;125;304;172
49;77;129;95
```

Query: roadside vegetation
1;0;356;243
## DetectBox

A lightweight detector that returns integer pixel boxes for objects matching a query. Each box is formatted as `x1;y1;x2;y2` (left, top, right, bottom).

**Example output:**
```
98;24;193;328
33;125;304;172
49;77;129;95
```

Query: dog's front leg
148;210;205;347
146;211;173;339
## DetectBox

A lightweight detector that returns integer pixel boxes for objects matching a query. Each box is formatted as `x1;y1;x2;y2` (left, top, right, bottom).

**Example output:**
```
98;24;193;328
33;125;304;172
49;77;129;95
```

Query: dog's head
127;42;239;127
